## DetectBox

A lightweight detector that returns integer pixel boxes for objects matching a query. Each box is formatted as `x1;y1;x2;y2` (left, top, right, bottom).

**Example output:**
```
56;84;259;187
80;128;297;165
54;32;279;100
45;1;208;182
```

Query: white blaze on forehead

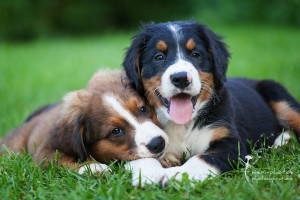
104;95;139;127
168;24;184;60
103;95;169;158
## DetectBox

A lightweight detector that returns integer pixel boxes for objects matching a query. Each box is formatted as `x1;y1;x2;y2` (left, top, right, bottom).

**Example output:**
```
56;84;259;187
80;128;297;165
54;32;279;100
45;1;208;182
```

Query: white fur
168;24;184;59
272;131;291;147
125;158;165;187
161;156;219;186
160;26;203;124
78;163;110;174
103;95;169;158
134;121;169;158
163;122;216;159
125;156;218;187
104;95;139;127
161;59;201;99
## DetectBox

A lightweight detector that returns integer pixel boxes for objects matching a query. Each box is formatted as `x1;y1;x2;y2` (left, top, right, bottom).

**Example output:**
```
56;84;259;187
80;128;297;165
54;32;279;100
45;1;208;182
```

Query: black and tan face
123;21;230;125
61;72;169;163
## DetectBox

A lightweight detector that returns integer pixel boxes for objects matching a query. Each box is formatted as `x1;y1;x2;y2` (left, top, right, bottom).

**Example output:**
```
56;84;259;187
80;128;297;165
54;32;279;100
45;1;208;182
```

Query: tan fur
1;70;160;170
270;101;300;134
61;90;92;125
27;104;63;154
198;72;214;103
143;75;163;108
186;38;196;51
156;40;168;51
210;127;229;142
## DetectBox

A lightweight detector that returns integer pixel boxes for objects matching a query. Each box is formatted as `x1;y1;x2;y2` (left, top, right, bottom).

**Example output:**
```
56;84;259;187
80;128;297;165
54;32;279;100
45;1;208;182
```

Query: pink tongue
169;96;193;124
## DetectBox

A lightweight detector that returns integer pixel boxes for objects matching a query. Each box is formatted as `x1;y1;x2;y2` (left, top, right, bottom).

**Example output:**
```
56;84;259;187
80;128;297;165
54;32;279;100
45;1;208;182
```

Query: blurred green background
1;0;300;41
0;0;300;135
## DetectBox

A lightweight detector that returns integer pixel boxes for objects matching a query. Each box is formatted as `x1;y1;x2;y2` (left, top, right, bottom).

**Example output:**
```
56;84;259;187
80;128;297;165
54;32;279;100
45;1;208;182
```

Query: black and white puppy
123;21;300;186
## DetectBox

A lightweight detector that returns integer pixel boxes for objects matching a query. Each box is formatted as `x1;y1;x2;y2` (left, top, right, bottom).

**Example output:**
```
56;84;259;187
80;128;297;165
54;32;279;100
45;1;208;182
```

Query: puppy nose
146;136;165;154
171;72;191;89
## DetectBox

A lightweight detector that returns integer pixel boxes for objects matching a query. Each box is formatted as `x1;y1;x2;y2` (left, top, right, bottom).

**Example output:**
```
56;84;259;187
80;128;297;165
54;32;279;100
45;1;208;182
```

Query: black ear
200;25;231;89
123;26;152;95
50;115;88;162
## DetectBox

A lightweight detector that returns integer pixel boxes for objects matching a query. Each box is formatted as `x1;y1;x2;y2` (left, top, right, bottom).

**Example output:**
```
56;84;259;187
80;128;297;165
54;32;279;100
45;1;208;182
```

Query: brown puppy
0;70;169;174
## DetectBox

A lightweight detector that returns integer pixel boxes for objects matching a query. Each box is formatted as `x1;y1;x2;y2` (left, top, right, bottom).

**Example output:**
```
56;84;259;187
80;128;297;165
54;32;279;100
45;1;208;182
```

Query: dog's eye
111;128;124;137
139;106;148;114
154;54;164;61
192;52;201;58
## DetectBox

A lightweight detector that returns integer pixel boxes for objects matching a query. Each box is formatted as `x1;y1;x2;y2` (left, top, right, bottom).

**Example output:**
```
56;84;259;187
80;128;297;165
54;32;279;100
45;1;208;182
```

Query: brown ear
50;90;92;162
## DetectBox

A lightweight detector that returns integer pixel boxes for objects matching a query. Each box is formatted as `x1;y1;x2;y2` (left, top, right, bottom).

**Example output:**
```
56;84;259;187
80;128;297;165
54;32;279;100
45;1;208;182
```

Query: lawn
0;25;299;199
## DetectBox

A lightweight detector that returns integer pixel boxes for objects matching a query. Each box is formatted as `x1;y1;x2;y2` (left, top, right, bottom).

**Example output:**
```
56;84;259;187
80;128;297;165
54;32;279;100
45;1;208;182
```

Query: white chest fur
162;119;214;159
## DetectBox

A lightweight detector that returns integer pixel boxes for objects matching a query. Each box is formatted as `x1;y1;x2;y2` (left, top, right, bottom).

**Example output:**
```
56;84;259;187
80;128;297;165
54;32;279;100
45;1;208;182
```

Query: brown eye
154;54;164;61
192;52;201;58
111;128;124;137
139;106;148;114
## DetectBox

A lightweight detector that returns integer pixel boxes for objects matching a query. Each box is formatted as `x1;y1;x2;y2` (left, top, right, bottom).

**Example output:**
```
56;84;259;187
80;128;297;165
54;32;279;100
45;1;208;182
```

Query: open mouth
155;91;199;124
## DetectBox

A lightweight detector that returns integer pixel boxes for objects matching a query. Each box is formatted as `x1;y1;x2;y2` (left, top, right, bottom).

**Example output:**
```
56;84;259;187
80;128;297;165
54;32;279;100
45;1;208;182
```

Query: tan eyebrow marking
156;40;168;51
186;38;196;50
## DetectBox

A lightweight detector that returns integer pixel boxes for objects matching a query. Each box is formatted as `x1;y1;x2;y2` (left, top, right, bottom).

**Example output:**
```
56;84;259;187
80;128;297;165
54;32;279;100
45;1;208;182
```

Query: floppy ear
123;27;152;95
50;90;92;162
200;25;231;89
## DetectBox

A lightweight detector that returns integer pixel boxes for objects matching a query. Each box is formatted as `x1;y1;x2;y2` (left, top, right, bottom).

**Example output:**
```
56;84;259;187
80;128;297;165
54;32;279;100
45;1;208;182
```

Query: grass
0;25;300;199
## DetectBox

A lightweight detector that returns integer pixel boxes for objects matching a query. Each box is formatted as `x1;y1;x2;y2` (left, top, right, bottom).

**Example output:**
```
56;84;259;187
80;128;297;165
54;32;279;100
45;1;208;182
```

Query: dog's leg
160;137;246;186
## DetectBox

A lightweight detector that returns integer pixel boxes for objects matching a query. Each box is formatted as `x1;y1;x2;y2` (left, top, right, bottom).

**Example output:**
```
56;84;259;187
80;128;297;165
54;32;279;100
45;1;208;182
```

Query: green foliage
0;0;191;41
1;0;300;41
0;134;299;199
0;25;299;199
193;0;300;26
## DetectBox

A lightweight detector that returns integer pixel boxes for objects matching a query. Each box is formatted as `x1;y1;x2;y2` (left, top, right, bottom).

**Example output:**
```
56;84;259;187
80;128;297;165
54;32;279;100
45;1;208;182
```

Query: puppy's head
51;71;168;164
123;21;230;125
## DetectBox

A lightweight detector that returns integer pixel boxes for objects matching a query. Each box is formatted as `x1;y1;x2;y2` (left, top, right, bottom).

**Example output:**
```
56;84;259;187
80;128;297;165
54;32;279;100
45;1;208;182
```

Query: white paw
132;167;166;187
161;166;210;186
125;158;165;187
161;156;219;187
78;163;111;175
273;131;291;147
159;152;182;167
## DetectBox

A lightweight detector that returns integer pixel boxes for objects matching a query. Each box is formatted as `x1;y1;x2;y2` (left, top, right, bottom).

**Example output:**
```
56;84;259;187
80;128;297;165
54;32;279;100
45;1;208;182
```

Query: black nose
171;72;191;89
146;136;165;154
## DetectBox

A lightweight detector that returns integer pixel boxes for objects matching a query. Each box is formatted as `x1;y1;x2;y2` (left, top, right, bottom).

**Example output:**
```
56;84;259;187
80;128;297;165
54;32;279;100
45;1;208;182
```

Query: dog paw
160;166;210;187
132;167;166;187
160;156;219;187
78;163;111;175
272;131;291;148
125;158;165;187
159;152;182;168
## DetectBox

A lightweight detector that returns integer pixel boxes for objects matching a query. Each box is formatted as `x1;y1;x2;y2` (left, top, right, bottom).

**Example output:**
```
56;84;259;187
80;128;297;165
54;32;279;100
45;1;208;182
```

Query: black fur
123;21;300;173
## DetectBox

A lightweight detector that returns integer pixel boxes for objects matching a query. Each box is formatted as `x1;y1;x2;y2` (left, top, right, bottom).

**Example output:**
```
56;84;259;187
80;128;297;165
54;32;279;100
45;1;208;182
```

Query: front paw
159;152;182;168
78;163;111;175
125;158;165;187
161;166;209;186
131;167;166;187
161;156;219;186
